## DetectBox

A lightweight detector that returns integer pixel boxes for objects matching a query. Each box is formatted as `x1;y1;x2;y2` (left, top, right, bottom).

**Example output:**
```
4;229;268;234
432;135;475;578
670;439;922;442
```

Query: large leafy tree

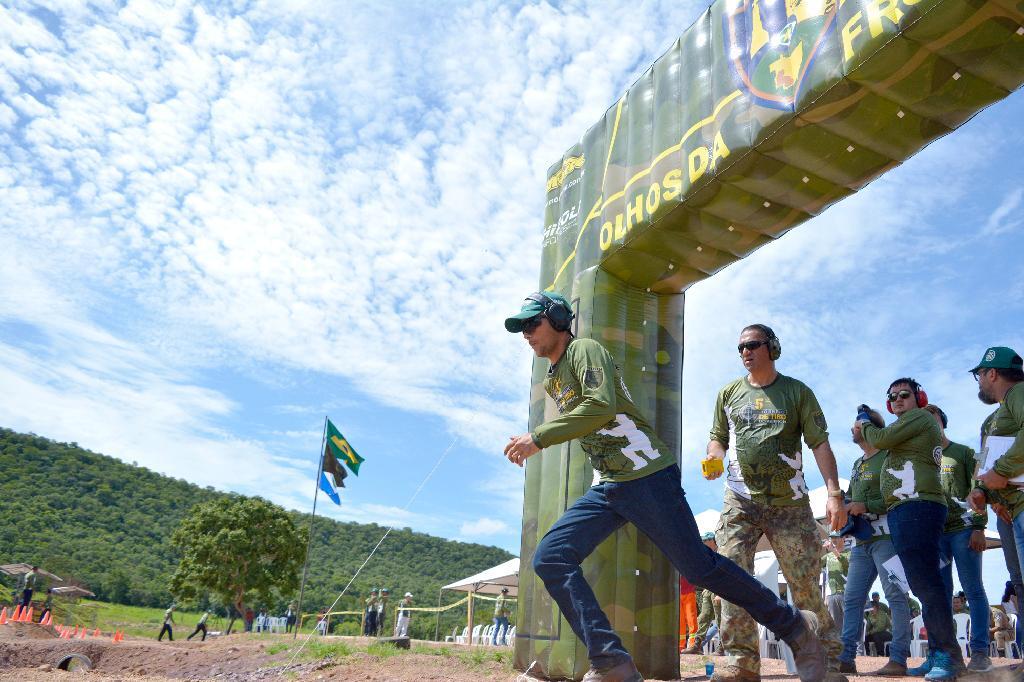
170;497;307;628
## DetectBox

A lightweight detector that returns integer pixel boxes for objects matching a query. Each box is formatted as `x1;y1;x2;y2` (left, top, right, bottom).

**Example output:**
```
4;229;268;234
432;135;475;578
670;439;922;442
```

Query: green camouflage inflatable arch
515;0;1024;678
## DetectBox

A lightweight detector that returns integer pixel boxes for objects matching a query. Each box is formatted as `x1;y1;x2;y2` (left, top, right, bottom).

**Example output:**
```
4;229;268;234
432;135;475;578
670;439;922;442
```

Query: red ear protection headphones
885;378;928;414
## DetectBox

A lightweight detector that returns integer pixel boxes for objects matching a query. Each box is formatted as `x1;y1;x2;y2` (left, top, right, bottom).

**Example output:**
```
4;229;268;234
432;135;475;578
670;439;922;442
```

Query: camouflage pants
695;588;716;638
716;490;841;674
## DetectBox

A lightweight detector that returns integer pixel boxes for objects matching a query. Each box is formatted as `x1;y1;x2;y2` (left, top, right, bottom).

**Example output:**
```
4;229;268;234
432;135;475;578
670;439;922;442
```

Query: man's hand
979;469;1009;490
969;529;987;552
704;441;727;480
968;488;988;512
992;502;1012;525
846;501;867;516
826;495;847;532
702;453;725;480
504;434;541;467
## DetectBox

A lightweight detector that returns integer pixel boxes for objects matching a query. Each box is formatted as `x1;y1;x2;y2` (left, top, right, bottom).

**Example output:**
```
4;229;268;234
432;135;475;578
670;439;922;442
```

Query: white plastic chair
953;613;970;658
454;626;469;644
909;615;928;659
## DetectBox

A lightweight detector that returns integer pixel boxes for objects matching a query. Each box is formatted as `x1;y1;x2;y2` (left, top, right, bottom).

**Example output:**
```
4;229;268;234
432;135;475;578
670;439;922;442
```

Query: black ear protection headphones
747;323;782;361
525;292;574;332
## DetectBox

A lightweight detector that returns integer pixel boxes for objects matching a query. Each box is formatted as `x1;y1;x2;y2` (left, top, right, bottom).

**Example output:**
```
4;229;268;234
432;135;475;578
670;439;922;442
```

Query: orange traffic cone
93;628;100;637
42;612;51;626
78;627;86;639
0;607;7;625
115;630;123;642
11;605;21;622
24;607;33;623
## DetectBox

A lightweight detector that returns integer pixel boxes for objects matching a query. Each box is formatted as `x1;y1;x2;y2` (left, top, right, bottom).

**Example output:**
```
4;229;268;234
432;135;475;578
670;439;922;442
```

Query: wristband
827;490;843;498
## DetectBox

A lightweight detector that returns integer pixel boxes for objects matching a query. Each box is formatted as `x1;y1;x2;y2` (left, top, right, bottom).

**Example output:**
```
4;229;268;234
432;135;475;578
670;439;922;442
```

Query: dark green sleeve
993;387;1024;478
709;387;730;447
532;341;617;447
862;413;924;450
797;383;829;449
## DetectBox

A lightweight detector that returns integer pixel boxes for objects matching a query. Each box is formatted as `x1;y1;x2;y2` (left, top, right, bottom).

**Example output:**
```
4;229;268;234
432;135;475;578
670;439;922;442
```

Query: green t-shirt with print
709;373;829;506
848;450;891;544
532;338;675;483
494;594;510;618
940;441;986;534
861;408;945;510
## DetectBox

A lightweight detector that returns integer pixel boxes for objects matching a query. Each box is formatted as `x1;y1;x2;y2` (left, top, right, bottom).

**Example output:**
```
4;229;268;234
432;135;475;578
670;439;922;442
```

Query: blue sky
1;0;1022;602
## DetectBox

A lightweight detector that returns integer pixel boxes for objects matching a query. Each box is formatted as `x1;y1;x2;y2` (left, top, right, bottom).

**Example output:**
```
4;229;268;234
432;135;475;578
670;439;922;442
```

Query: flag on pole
326;419;364;475
319;472;341;506
322;441;348;489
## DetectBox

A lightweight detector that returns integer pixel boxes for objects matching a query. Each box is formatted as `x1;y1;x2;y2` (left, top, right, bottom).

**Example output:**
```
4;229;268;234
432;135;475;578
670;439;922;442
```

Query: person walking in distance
187;611;209;641
503;293;829;682
703;324;848;681
157;605;175;641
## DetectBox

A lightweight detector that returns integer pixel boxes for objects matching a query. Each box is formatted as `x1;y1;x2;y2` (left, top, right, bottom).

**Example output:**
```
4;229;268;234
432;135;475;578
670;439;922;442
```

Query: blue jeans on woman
887;500;962;663
838;536;911;665
532;465;805;670
938;527;989;655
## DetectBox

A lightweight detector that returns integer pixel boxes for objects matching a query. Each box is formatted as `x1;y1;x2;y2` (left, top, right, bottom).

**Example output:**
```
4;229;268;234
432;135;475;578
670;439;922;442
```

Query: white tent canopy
443;558;520;596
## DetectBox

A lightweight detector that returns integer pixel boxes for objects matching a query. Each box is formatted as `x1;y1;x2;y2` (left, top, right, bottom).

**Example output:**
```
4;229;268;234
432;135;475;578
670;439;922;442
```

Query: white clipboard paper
978;435;1024;484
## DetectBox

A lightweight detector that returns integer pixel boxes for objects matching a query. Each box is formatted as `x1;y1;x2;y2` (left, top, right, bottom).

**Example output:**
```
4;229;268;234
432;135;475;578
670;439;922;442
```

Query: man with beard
968;347;1024;665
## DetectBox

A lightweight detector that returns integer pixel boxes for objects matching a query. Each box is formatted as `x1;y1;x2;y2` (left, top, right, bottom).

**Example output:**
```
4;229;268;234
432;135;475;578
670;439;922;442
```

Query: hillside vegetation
0;428;513;638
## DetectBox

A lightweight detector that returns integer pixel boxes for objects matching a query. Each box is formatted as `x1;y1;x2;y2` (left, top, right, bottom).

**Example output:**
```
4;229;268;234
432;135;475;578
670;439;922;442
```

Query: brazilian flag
326;419;364;475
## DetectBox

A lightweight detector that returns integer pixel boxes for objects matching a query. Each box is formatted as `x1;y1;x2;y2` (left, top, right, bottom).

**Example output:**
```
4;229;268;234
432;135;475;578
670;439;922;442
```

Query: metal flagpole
294;415;329;639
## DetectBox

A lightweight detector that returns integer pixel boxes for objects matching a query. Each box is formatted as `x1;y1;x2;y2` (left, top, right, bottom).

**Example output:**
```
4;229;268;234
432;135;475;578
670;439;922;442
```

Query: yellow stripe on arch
545;89;742;292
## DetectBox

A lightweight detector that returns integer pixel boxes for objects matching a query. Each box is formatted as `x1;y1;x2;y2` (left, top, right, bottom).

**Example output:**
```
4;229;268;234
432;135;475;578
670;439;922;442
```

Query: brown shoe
581;659;643;682
709;664;761;681
681;637;703;655
875;659;907;676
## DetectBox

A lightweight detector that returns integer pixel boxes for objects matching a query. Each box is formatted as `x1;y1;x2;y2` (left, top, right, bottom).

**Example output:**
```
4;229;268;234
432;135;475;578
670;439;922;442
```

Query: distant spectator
376;589;389;636
39;588;54;623
864;603;892;656
395;593;413;637
952;593;969;615
244;607;254;632
908;596;922;619
316;610;327;635
157;605;175;641
285;605;296;634
20;566;38;609
256;609;267;633
187;611;209;641
991;606;1014;656
363;589;378;636
492;587;511;646
869;592;889;614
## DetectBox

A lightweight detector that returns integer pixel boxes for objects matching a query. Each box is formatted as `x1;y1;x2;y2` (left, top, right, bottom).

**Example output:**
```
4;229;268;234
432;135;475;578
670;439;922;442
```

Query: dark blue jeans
887;501;961;662
532;465;803;669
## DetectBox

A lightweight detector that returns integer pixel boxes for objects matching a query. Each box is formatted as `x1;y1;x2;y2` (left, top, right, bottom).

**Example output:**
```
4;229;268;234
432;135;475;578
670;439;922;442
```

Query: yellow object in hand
701;457;724;477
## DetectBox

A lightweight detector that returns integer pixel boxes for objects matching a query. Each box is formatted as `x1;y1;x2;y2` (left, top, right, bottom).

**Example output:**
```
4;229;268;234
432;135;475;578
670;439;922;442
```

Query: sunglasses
971;368;990;382
521;316;544;333
887;389;913;402
737;340;767;354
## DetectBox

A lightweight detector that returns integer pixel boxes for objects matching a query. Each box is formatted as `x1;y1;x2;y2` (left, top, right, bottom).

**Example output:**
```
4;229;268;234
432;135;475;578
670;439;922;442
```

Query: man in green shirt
925;403;992;671
363;588;378;636
856;377;960;680
504;293;827;682
864;602;892;657
702;324;847;682
821;541;848;635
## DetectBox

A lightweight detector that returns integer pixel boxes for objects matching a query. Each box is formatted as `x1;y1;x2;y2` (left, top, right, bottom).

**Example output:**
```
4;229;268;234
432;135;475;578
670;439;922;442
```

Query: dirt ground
0;626;1022;681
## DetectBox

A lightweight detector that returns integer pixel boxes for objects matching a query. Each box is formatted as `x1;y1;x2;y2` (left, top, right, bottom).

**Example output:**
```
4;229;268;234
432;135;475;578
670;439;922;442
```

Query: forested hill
0;428;514;612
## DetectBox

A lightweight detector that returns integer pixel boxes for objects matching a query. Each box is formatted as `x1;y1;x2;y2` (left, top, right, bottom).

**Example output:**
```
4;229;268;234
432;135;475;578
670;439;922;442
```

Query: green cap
970;346;1023;372
701;531;716;541
504;292;572;333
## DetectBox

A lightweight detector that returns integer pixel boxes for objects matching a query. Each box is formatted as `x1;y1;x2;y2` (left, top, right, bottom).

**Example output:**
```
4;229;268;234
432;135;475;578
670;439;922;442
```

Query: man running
503;292;827;682
187;611;209;641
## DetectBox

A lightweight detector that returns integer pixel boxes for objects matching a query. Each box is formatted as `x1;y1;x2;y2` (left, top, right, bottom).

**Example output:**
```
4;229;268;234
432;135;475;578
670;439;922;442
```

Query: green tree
169;497;306;631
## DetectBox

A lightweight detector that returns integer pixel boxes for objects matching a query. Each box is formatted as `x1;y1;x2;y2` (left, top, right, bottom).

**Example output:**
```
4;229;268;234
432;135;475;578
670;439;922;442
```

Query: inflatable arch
515;0;1023;677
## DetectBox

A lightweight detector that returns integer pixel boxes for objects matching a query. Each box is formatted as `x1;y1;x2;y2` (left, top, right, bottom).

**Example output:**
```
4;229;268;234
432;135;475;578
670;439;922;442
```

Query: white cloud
459;517;512;537
982;187;1023;236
